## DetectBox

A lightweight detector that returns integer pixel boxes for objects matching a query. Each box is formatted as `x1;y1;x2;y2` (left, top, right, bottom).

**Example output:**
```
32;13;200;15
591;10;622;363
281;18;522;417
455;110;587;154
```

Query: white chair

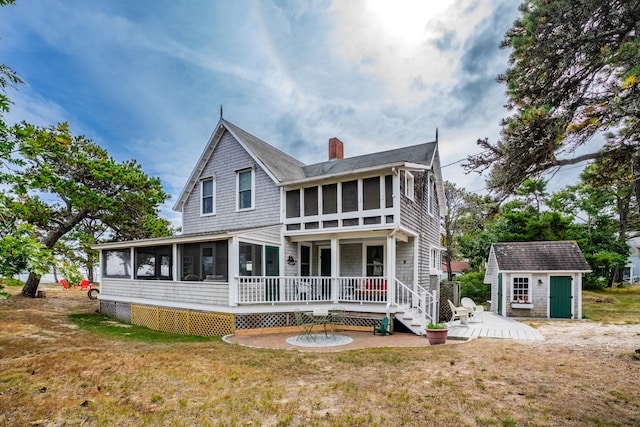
461;297;485;322
447;300;468;324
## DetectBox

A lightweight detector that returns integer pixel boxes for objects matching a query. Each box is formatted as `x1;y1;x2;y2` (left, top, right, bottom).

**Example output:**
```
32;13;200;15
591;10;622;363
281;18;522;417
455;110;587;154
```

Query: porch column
229;236;239;306
129;247;135;280
172;243;178;282
331;235;339;303
387;234;396;305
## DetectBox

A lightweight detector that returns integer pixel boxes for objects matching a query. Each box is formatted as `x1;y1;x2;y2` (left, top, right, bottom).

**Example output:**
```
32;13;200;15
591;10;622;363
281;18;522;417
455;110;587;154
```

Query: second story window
201;177;215;215
405;171;415;201
237;169;253;210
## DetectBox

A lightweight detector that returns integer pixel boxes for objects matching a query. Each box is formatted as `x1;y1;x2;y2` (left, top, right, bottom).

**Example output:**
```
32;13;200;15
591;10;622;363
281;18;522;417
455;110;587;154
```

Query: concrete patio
446;311;544;340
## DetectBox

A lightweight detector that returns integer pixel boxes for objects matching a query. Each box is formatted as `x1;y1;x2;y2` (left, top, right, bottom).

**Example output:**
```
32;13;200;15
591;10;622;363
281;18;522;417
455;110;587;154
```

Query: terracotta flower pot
425;328;448;345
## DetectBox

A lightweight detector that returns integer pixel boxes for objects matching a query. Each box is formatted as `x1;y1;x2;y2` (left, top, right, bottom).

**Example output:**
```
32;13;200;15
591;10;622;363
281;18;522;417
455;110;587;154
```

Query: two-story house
94;118;446;336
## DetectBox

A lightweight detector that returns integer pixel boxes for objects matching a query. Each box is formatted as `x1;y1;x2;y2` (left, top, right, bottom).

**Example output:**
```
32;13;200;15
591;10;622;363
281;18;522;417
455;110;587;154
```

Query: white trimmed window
201;177;215;215
512;276;531;302
405;171;415;200
237;169;254;210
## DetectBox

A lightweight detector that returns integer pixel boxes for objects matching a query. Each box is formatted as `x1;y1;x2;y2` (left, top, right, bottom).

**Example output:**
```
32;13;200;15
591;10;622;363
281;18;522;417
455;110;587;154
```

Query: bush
458;271;490;303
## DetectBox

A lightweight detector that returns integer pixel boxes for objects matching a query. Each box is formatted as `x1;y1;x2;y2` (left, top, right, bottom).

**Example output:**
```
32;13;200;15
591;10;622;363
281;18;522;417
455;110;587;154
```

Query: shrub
458;271;490;303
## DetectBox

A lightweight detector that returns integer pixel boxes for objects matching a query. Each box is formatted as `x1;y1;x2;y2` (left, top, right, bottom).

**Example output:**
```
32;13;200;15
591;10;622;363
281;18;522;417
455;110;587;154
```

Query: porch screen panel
363;177;380;210
239;242;262;276
385;175;393;208
304;187;318;216
300;245;311;276
286;190;300;218
322;184;337;214
103;249;131;278
342;180;358;212
366;245;384;277
135;245;172;280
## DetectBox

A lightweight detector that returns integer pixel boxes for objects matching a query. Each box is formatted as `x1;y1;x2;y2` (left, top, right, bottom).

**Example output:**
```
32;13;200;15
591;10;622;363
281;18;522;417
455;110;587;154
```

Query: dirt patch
1;284;639;426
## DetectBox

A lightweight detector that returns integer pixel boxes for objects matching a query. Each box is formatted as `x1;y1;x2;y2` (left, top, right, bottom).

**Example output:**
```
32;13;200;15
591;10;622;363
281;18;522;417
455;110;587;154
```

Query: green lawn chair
373;316;392;336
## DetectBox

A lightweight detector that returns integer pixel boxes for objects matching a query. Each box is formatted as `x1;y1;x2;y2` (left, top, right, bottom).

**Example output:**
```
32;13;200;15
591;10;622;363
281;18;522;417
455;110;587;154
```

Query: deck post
331;237;339;303
387;234;396;305
229;236;239;306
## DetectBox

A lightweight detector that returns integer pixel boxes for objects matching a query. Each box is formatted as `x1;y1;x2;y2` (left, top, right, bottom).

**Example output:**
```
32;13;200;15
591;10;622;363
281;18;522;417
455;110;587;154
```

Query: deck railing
236;276;390;305
393;279;439;327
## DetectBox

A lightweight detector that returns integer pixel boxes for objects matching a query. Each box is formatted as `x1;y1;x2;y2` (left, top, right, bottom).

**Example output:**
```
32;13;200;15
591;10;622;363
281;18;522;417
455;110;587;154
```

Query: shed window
512;276;530;302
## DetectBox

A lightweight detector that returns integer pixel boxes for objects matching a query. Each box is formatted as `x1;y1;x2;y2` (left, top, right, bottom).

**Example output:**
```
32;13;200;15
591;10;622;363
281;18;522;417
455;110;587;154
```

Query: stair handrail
393;279;439;330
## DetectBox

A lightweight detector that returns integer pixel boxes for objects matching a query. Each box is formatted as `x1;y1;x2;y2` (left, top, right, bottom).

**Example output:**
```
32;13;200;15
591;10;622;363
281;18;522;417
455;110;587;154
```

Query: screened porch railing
236;276;390;305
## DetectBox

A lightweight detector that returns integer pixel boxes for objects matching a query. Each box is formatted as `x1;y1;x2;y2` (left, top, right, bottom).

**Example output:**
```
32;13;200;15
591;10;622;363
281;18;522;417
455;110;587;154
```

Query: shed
484;241;591;319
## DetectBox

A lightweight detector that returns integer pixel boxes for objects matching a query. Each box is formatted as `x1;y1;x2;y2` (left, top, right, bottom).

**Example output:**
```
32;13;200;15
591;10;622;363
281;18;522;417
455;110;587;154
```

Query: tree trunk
633;148;640;217
21;272;41;298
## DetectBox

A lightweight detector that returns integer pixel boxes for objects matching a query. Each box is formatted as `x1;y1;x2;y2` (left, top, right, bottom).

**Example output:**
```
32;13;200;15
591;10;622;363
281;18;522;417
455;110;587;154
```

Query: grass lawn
0;284;639;426
582;283;640;323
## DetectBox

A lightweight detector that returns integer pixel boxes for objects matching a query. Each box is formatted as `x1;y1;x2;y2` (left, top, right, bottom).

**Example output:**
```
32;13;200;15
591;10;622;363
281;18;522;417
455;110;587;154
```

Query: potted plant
425;322;448;345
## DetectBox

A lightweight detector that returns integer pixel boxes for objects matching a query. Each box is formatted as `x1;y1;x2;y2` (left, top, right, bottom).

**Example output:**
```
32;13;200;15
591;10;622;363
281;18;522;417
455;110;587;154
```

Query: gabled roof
301;142;437;178
491;241;591;272
174;118;443;212
173;119;306;211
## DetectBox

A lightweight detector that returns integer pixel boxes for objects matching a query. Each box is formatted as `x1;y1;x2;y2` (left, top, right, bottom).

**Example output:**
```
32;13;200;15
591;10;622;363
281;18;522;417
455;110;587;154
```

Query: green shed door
550;276;573;318
497;273;503;315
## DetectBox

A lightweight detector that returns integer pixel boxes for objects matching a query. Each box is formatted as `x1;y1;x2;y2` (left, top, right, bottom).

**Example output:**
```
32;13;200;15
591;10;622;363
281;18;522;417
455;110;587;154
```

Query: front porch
97;275;438;335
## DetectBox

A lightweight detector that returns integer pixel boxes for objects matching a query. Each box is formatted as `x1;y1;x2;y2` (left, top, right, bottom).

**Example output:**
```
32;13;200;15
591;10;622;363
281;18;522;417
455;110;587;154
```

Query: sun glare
365;0;454;43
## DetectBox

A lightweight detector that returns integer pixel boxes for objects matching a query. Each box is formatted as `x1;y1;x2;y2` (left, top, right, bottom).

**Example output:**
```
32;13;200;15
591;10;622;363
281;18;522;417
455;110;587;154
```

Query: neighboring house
441;261;471;281
624;234;640;283
484;241;591;319
94;118;446;336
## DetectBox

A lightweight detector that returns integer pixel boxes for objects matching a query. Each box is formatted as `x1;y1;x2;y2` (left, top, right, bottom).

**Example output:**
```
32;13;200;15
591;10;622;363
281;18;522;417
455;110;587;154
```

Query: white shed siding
182;131;281;234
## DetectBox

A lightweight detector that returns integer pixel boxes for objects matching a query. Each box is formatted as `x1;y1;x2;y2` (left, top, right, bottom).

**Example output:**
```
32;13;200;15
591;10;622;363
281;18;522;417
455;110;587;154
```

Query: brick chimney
328;137;344;160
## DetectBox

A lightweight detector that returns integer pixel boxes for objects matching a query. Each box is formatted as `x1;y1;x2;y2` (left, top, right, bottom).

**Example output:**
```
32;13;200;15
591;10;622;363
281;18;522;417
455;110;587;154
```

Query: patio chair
447;300;468;324
60;279;69;290
329;306;346;336
295;280;313;301
293;309;316;341
373;316;392;336
79;279;92;290
461;297;484;322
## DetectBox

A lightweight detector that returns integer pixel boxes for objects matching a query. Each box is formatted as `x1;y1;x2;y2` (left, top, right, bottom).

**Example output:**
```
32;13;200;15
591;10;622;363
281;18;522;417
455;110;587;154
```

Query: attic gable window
237;168;254;210
201;177;215;215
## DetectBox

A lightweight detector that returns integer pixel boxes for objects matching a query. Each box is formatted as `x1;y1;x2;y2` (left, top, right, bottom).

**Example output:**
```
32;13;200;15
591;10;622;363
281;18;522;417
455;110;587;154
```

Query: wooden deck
447;312;544;341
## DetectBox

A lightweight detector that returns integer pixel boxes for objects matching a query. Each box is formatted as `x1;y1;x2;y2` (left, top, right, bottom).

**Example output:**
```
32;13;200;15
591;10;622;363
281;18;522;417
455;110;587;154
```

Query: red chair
60;279;69;289
79;279;92;289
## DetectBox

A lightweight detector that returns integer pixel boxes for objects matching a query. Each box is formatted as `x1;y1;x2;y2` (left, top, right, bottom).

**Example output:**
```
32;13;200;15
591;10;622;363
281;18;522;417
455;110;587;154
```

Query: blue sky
1;0;528;225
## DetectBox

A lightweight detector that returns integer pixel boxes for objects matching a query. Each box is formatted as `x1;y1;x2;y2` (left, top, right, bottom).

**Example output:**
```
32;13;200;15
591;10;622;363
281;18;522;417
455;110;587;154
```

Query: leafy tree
442;182;466;281
550;160;632;286
3;122;171;297
465;0;640;209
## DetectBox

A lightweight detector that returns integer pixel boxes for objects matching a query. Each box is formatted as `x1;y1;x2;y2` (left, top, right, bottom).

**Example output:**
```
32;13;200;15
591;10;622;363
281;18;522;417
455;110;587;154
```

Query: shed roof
492;241;591;272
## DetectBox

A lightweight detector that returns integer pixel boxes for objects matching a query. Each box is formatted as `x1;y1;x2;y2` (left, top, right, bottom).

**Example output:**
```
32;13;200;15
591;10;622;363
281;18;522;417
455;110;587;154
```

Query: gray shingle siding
182;131;281;234
399;170;441;291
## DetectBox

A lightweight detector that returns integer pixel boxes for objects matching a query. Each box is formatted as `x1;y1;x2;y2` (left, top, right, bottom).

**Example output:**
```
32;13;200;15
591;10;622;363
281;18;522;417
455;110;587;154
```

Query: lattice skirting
234;312;383;331
99;300;132;323
99;301;383;336
130;305;234;337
